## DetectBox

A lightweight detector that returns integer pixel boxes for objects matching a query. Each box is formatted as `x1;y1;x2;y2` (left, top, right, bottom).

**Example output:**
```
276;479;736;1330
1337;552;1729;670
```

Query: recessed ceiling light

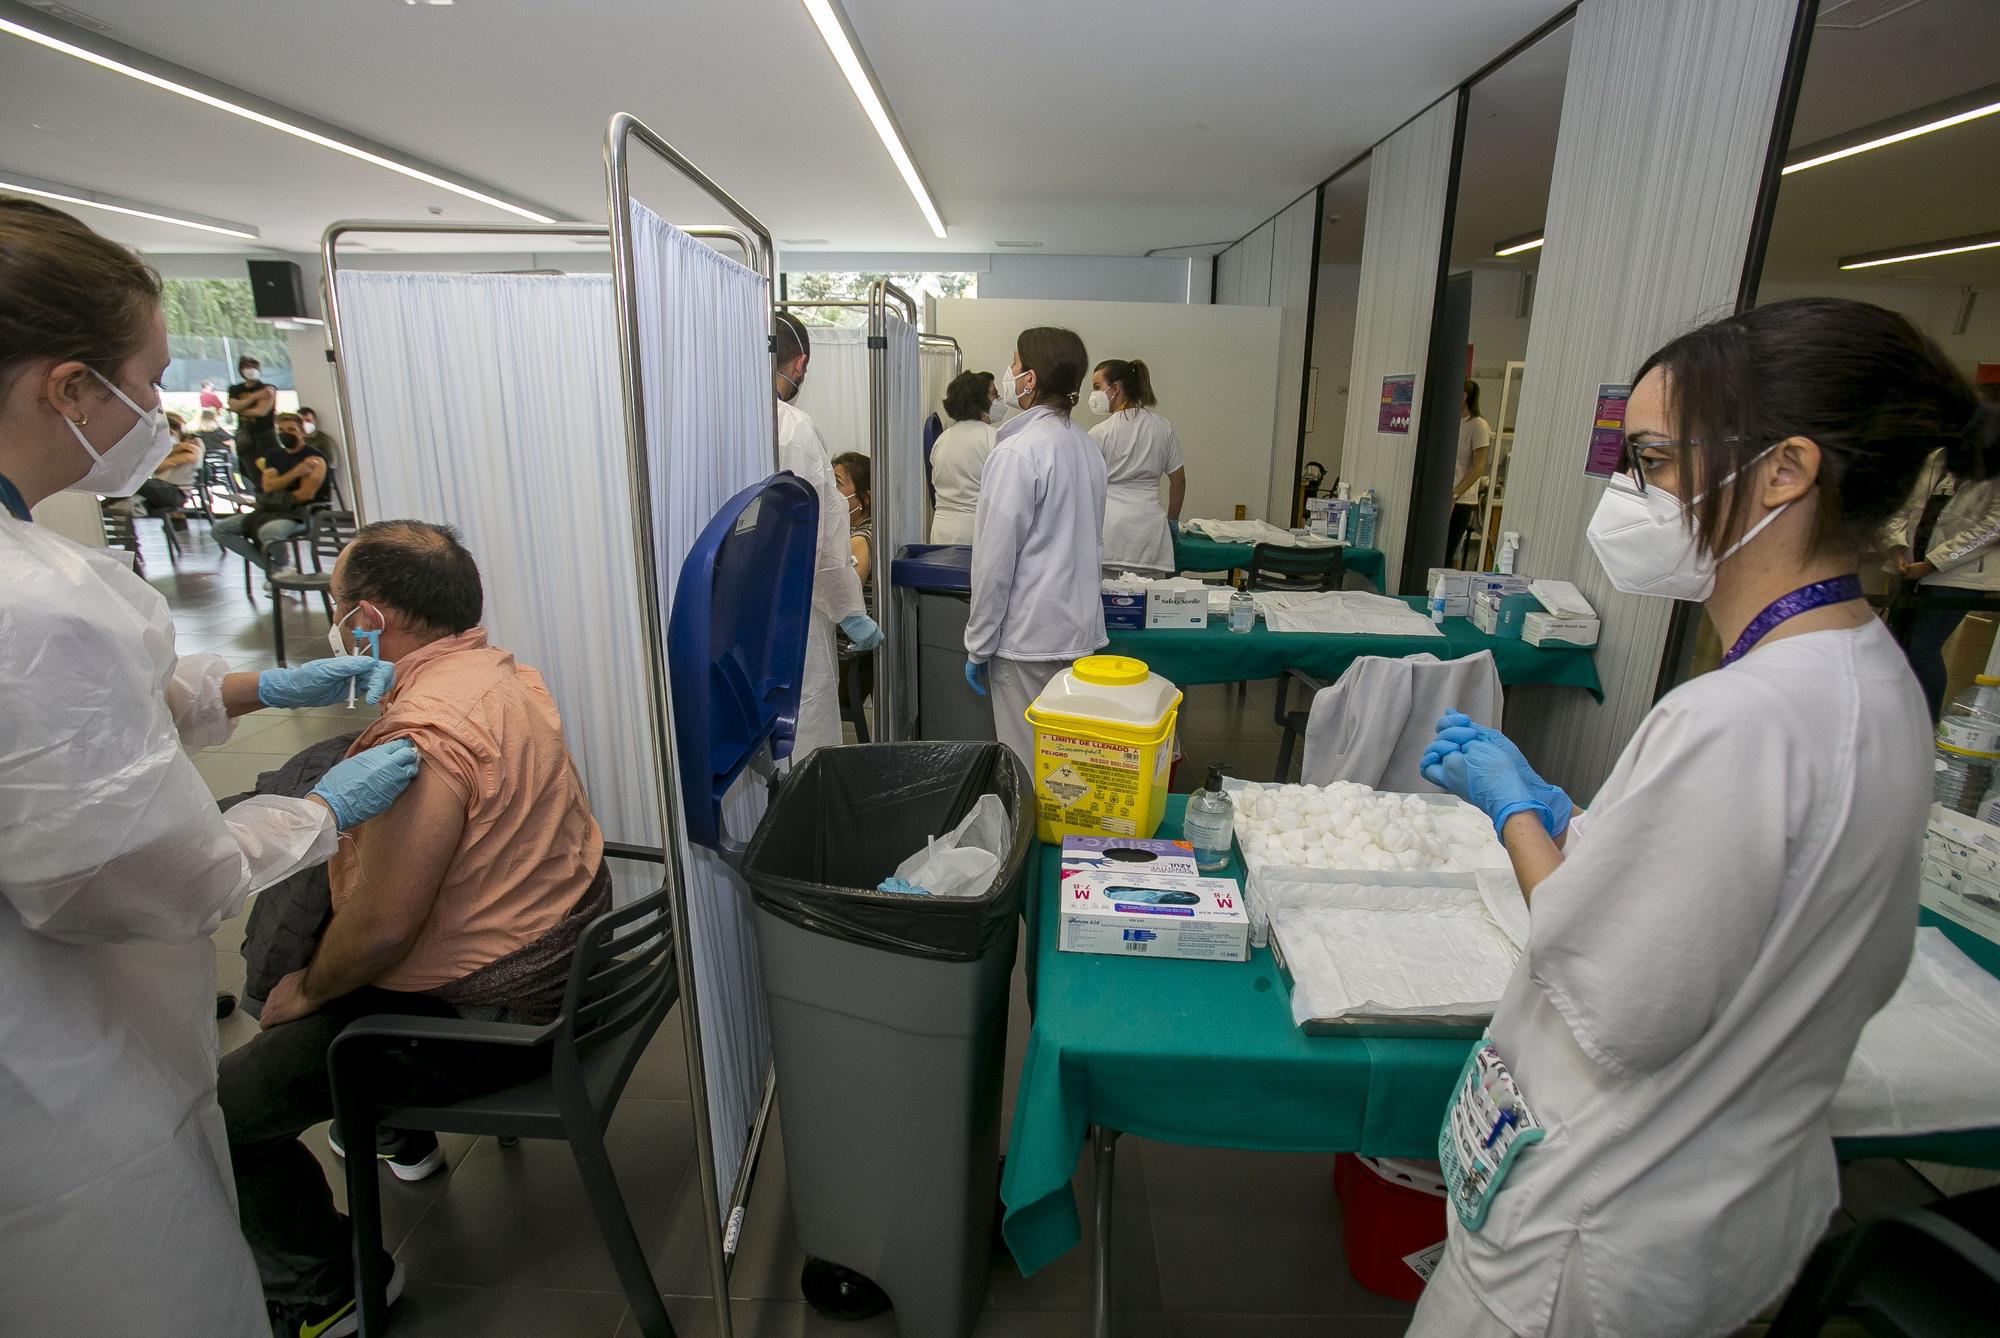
1493;231;1544;258
0;171;259;239
994;240;1044;249
797;0;946;240
1839;230;2000;270
1784;93;2000;175
781;237;830;246
0;14;551;222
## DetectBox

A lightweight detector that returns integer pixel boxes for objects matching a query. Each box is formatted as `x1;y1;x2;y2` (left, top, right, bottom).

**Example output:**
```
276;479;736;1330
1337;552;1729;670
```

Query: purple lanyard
1720;574;1864;667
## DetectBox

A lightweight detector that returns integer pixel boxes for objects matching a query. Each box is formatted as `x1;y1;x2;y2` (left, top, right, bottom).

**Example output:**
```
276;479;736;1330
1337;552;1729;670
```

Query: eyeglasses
1616;434;1752;494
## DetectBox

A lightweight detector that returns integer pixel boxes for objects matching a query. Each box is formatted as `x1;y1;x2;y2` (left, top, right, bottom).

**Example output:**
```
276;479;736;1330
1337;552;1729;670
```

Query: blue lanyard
0;471;28;523
1721;574;1864;667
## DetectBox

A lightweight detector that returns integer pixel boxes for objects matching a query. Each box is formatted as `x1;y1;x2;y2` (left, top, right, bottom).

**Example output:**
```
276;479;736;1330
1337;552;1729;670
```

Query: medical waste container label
1037;733;1143;832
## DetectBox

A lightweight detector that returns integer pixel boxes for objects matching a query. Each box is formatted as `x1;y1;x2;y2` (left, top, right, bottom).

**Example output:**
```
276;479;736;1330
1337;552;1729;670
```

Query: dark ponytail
1095;358;1157;409
1633;297;1992;557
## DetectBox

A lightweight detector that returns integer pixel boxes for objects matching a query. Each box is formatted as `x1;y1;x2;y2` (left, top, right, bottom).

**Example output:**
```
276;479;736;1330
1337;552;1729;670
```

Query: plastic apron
777;400;866;760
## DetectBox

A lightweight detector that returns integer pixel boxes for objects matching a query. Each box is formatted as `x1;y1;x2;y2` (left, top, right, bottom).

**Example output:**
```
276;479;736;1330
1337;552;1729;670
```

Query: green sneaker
274;1259;405;1338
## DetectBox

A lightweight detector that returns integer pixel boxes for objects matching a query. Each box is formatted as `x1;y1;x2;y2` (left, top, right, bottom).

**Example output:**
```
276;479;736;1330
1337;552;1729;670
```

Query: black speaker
246;259;307;319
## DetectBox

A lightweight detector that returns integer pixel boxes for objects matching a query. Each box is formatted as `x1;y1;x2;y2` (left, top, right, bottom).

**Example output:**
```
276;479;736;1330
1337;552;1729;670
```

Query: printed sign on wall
1585;383;1630;477
1378;373;1415;434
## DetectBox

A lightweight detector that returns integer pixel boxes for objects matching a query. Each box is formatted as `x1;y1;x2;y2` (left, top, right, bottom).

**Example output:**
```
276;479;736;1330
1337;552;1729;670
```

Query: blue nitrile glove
259;655;395;709
1423;738;1558;841
309;738;421;830
1422;710;1574;836
965;659;988;696
839;613;883;651
877;876;931;896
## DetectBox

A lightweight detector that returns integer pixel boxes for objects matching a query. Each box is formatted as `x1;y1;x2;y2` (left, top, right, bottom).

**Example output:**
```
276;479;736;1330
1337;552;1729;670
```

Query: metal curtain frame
605;110;777;1338
320;218;758;527
868;279;919;741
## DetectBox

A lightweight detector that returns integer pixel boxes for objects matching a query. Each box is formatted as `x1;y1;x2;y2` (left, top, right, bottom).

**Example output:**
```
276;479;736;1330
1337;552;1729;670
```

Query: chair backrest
1772;1202;2000;1337
306;509;358;569
551;884;678;1114
99;507;137;551
1301;651;1504;790
1248;542;1345;592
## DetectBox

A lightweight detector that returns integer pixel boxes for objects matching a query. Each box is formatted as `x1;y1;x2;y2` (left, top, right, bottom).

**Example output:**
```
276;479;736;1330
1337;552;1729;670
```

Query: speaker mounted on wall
246;259;308;320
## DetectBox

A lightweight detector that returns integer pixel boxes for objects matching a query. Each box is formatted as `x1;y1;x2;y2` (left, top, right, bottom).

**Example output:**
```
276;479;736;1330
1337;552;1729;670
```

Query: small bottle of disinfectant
1182;765;1235;872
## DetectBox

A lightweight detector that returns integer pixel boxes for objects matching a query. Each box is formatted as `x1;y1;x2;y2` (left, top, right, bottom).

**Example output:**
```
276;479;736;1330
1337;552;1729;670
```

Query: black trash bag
742;742;1033;963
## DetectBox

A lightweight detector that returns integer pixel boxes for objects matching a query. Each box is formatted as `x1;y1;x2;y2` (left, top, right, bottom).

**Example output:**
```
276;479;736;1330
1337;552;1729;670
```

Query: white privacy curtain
789;323;869;460
919;339;960;426
334;271;662;882
625;201;776;1227
881;312;923;580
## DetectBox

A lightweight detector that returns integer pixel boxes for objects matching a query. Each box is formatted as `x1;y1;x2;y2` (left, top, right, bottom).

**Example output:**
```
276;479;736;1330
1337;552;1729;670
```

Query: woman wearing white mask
0;201;420;1338
1088;358;1184;574
966;327;1107;765
929;370;1000;546
1407;298;1998;1338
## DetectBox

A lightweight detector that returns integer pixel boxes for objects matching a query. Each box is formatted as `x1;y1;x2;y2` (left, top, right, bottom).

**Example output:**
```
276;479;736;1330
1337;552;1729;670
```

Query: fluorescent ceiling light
1494;231;1544;258
1784;97;2000;175
0;172;258;239
0;15;553;223
1839;231;2000;270
798;0;946;239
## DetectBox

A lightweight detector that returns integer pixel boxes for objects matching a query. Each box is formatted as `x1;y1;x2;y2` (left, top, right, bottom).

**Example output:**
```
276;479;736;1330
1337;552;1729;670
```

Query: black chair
98;505;143;571
1270;669;1328;781
269;509;356;666
1246;542;1345;593
330;861;681;1338
1768;1184;2000;1336
838;644;874;743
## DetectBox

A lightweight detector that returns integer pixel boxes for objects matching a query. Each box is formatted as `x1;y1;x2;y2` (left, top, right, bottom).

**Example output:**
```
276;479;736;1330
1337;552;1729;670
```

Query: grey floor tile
1171;1315;1411;1338
621;1294;901;1338
622;1012;693;1103
1838;1158;1941;1223
216;948;247;996
396;1098;696;1291
987;1139;1162;1313
978;1311;1170;1337
213;909;249;955
1140;1142;1415;1318
193;749;296;800
301;1120;485;1254
653;1110;796;1299
388;1281;628;1338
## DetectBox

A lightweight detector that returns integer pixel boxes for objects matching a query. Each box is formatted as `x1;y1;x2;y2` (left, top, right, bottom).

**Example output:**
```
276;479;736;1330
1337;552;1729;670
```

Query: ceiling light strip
1783;97;2000;175
1838;232;2000;270
0;173;259;239
798;0;946;240
1494;232;1544;258
0;15;555;223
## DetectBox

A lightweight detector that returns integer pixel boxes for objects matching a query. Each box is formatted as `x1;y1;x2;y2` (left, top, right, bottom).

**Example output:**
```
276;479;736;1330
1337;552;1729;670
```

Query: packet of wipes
880;793;1009;897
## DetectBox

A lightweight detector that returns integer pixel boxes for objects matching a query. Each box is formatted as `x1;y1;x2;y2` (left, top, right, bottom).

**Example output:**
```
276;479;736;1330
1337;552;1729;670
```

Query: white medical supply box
1145;580;1210;630
1522;611;1600;648
1060;835;1202;877
1057;871;1249;962
1101;580;1147;631
1922;806;2000;947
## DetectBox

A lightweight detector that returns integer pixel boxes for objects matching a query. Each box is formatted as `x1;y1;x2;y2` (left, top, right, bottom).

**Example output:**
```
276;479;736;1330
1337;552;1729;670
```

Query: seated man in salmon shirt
218;519;610;1338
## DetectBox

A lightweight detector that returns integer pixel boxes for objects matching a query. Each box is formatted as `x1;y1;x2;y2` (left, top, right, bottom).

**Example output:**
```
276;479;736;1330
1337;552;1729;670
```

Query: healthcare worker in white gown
0;200;420;1337
965;326;1108;765
929;370;1001;546
773;311;882;759
1408;297;1995;1338
1088;358;1185;574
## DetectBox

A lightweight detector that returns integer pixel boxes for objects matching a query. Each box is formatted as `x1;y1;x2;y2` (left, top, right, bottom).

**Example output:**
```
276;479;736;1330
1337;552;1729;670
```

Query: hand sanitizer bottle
1182;765;1235;873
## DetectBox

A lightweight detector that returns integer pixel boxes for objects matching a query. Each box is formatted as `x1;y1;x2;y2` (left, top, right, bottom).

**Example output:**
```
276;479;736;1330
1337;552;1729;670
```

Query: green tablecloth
1105;597;1604;700
997;798;2000;1278
1174;530;1386;590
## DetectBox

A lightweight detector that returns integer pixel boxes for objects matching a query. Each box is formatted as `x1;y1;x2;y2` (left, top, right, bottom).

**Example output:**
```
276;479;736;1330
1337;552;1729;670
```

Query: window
780;271;976;331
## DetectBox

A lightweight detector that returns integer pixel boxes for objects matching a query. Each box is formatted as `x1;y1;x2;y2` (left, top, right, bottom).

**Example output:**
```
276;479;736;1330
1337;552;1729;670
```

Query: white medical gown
777;399;866;760
1;517;337;1337
1420;619;1930;1338
1089;406;1182;573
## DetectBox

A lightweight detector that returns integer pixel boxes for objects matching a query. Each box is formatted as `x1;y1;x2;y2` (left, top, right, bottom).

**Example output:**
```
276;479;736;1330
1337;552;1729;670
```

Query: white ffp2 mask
64;370;176;498
1088;389;1112;415
1585;453;1790;601
998;364;1033;410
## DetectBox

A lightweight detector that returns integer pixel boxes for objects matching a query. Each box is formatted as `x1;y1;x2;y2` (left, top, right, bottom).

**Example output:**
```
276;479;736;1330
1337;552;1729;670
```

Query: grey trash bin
742;741;1033;1338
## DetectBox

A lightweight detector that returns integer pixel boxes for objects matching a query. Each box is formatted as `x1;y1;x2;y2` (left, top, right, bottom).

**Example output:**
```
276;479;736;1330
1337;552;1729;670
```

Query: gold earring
74;415;88;427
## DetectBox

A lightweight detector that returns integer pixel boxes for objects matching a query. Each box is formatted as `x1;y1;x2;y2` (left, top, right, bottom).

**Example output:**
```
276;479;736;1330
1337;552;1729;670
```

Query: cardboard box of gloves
1057;836;1249;962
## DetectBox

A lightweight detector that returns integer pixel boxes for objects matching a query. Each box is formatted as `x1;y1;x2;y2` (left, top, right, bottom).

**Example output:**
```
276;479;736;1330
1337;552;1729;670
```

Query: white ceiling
0;0;1566;259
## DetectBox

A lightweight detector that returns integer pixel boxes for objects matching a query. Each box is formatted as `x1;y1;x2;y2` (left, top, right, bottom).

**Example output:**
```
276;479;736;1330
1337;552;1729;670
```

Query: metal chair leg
272;596;288;668
568;1124;676;1336
331;1084;393;1337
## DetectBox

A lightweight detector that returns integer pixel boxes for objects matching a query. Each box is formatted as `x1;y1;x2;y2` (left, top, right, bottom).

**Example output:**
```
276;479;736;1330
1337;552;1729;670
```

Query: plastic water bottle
1935;675;2000;815
1182;765;1235;873
1354;491;1378;550
1228;590;1256;633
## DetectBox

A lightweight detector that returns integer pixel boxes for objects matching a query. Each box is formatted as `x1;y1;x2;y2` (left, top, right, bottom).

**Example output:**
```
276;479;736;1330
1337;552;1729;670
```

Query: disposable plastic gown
777;398;866;760
1;518;338;1337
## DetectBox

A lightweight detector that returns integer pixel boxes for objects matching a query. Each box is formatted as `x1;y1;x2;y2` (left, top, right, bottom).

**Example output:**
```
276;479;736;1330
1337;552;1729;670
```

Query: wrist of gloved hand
964;659;988;696
1490;796;1558;842
838;613;883;651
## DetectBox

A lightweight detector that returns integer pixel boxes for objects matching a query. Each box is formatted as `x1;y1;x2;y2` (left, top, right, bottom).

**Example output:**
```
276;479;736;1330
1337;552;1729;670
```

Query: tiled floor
143;519;1943;1337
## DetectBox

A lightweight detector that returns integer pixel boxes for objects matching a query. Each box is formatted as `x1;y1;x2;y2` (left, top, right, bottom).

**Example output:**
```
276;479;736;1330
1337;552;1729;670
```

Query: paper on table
1252;592;1443;638
1182;518;1334;548
1829;927;2000;1137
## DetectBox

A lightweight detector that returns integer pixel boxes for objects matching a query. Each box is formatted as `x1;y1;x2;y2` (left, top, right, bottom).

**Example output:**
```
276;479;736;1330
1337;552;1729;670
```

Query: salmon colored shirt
332;628;604;992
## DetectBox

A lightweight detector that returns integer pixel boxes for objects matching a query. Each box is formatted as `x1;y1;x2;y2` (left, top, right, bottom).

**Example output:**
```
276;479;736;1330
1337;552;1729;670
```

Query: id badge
1438;1039;1545;1231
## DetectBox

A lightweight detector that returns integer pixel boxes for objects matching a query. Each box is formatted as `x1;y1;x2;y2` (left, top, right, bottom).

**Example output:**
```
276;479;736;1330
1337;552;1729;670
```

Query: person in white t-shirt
929;370;1000;546
1088;358;1185;574
1408;298;1996;1338
1447;379;1493;566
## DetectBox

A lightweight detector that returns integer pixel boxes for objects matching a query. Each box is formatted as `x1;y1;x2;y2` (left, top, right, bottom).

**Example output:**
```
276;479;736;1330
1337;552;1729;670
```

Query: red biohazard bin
1332;1154;1449;1302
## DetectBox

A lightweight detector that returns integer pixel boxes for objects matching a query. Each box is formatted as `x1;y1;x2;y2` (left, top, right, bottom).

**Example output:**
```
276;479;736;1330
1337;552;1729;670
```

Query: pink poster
1586;383;1629;477
1378;374;1415;434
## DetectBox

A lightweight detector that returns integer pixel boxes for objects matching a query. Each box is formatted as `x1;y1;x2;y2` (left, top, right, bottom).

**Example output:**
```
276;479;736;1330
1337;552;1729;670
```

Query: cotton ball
1396;849;1424;871
1304;848;1328;868
1380;822;1412;855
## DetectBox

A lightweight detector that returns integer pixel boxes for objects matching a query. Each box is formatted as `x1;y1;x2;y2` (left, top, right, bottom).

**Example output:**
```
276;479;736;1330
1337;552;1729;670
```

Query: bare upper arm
345;760;465;943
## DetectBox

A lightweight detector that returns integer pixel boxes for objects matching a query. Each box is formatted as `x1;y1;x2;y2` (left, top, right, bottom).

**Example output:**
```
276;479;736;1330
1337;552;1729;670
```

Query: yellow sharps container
1023;655;1182;843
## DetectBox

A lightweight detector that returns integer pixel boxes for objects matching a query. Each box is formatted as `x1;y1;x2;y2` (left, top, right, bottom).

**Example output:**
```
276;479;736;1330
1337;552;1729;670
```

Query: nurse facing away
1089;357;1185;574
0;200;420;1337
1409;298;2000;1338
964;326;1108;765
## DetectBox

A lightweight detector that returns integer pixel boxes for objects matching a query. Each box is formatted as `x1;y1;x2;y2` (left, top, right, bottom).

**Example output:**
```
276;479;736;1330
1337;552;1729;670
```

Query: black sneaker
272;1258;405;1338
326;1124;446;1182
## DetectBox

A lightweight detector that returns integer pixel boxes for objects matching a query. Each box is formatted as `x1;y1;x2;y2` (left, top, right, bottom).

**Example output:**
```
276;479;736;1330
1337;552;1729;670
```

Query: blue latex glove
259;655;394;709
839;613;883;651
1422;740;1556;840
964;659;988;696
1421;711;1574;836
309;739;421;830
877;876;931;896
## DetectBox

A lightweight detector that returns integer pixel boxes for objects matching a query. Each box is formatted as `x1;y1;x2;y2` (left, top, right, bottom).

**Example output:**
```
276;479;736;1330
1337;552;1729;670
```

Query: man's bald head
333;519;483;641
